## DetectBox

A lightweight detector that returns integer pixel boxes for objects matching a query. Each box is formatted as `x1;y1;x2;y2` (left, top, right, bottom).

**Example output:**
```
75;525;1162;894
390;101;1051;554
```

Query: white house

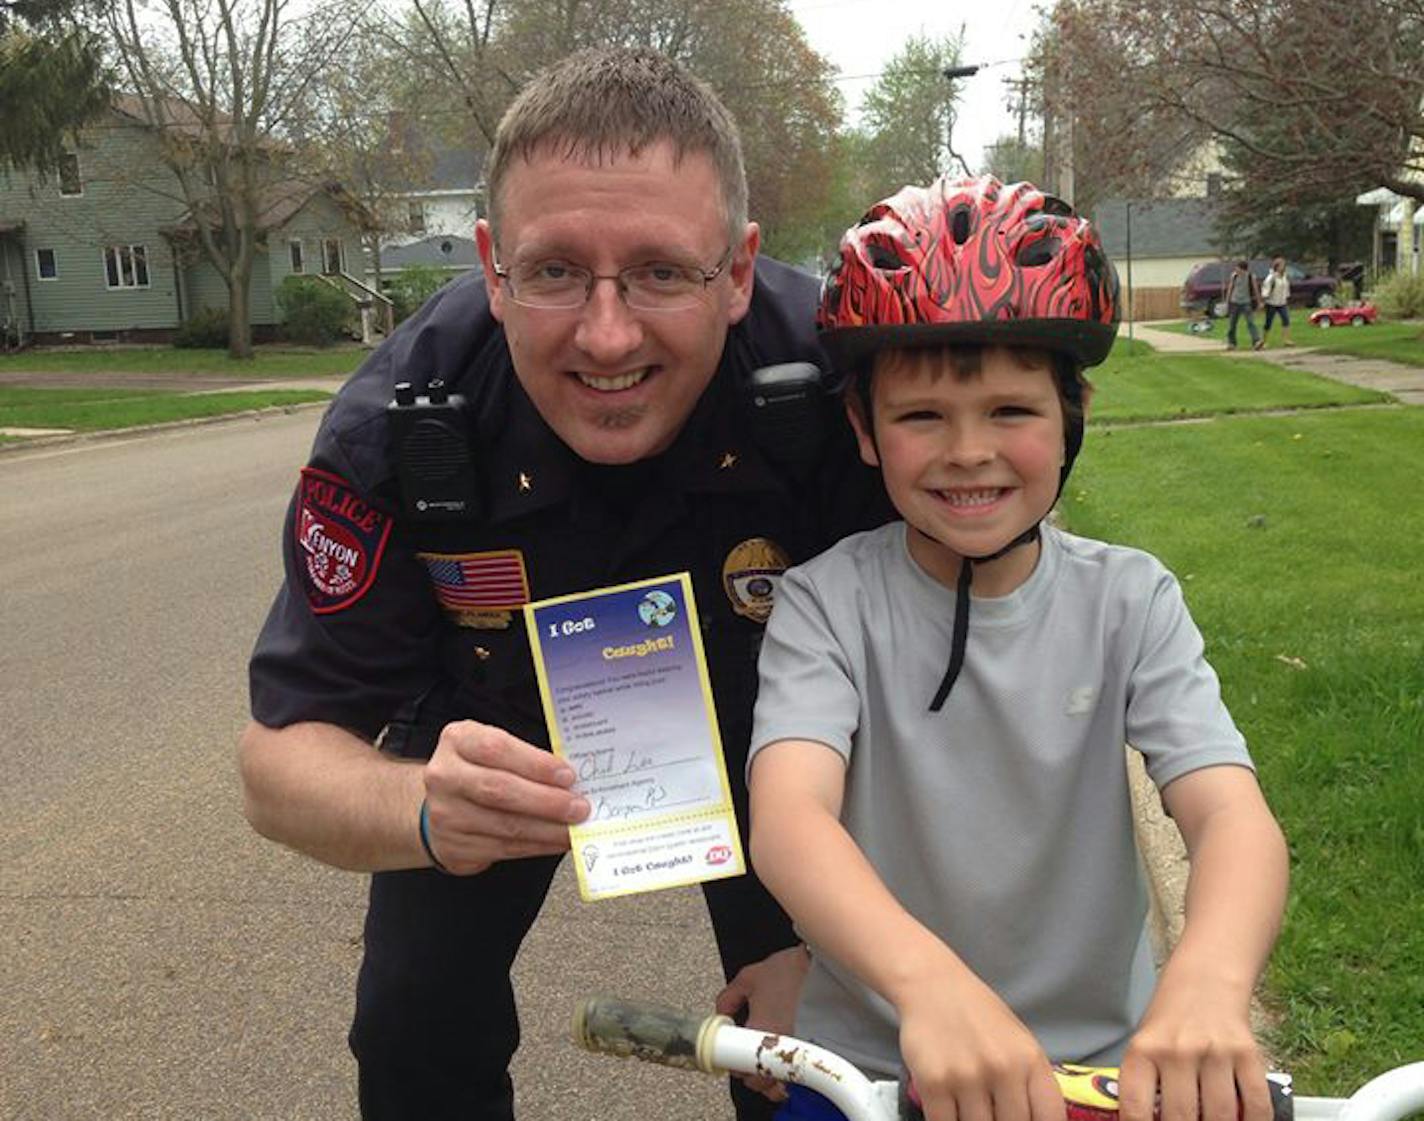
1356;187;1420;275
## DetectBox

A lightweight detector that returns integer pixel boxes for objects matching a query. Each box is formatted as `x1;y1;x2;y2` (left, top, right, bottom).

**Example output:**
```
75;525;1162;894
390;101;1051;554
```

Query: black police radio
387;378;479;521
743;361;831;475
388;362;830;520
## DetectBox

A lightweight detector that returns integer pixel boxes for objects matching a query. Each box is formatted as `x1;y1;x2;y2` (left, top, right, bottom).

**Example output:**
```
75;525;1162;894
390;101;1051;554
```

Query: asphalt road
0;411;737;1119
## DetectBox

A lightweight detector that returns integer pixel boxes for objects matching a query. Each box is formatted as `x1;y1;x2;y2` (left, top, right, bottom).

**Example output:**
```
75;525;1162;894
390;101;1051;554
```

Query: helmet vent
867;241;908;271
950;208;972;245
1017;238;1061;267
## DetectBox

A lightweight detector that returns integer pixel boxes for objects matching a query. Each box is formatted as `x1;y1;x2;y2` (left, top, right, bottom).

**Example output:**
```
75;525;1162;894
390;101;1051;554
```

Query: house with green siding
0;96;374;347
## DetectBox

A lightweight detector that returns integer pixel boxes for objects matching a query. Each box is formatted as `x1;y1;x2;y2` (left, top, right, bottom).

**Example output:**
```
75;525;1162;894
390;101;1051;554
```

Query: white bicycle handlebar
574;996;1424;1121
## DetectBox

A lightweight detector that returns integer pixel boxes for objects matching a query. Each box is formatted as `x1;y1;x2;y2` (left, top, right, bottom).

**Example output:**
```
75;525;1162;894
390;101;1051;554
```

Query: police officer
239;47;888;1120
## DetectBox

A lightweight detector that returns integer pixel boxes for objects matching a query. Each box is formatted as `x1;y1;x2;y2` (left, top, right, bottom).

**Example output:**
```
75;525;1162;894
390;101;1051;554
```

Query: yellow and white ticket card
524;572;745;901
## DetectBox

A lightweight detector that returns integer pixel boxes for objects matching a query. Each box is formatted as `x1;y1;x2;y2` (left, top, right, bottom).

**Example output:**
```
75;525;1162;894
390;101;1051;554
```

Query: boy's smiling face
847;345;1067;592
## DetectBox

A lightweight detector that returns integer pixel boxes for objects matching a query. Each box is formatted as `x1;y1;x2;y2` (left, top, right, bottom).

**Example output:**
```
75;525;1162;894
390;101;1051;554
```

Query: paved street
0;411;735;1120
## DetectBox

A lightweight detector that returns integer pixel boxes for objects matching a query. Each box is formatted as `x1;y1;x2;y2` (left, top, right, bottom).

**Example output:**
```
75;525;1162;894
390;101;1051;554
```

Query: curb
0;398;331;456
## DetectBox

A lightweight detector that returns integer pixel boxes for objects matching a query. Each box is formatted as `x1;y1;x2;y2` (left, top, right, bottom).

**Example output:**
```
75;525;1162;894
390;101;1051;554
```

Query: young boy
746;177;1289;1121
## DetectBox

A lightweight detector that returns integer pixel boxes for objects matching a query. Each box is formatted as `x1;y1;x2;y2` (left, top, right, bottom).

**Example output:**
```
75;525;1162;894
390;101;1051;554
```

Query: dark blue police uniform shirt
249;258;889;763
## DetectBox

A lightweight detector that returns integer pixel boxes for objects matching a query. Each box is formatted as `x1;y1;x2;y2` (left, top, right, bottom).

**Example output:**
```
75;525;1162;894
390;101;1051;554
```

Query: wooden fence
1121;286;1185;322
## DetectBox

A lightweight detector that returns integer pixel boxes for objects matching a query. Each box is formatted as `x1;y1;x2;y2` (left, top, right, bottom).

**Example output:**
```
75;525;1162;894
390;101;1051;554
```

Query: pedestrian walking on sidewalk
1224;259;1264;350
1261;258;1293;347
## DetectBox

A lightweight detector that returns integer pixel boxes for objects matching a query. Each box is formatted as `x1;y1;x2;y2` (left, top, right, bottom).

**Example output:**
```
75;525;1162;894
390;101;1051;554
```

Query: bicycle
574;995;1424;1121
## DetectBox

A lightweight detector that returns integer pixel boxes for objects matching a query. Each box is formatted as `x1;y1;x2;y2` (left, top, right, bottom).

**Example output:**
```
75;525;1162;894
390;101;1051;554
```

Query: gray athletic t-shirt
749;522;1253;1077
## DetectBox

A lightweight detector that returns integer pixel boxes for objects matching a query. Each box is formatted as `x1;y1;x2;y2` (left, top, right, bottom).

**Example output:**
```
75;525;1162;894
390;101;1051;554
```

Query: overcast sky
789;0;1042;170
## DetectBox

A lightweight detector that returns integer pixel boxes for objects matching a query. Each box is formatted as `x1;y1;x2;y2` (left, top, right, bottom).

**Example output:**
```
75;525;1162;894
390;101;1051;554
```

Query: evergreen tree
0;0;109;174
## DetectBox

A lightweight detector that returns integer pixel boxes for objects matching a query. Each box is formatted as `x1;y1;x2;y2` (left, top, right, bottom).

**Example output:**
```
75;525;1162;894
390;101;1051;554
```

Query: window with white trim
289;239;305;274
103;245;151;289
407;201;426;235
36;248;58;280
58;152;82;196
321;238;343;275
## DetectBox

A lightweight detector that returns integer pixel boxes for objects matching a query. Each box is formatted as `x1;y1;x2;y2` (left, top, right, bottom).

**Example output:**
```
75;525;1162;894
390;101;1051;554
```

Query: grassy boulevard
1151;319;1424;367
0;345;360;442
1066;342;1421;1094
5;341;1420;1093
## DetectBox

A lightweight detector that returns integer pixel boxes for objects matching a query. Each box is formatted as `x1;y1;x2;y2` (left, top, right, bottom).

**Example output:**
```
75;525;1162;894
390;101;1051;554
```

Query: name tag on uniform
524;573;745;901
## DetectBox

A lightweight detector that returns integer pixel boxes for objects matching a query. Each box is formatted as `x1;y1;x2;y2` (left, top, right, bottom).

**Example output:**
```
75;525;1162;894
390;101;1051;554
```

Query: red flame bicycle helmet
818;176;1121;712
818;175;1119;373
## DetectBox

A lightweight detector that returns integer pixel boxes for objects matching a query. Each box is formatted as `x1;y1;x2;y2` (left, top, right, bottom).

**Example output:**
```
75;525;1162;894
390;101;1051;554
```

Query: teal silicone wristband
418;798;450;874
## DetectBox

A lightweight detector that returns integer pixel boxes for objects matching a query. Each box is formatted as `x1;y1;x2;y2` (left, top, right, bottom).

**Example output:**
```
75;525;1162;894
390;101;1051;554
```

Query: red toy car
1310;303;1378;328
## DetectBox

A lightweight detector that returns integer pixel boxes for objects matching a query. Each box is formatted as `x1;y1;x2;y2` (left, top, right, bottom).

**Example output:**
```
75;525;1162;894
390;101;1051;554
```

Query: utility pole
1002;73;1035;146
941;62;980;178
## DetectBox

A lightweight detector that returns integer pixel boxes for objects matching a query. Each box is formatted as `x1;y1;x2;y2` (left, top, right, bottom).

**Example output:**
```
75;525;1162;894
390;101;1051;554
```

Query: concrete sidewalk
1128;320;1424;405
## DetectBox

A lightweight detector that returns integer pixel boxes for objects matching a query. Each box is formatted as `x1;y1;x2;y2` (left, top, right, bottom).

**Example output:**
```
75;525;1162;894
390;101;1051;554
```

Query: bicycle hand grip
573;996;731;1074
904;1065;1294;1121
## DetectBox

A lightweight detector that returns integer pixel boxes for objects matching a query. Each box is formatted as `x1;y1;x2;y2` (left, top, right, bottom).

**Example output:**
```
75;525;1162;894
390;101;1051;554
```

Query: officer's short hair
487;46;748;246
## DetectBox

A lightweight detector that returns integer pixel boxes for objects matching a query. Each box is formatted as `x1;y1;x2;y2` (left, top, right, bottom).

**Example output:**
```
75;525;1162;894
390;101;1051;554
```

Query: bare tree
381;0;845;260
108;0;358;358
302;30;444;289
1048;0;1424;206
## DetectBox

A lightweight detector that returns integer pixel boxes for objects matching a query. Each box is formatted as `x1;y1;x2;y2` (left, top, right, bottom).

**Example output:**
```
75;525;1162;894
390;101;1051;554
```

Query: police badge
721;537;791;624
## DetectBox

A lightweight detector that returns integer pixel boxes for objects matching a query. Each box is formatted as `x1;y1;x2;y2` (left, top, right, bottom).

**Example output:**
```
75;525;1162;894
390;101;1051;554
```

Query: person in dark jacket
239;46;889;1121
1223;259;1264;350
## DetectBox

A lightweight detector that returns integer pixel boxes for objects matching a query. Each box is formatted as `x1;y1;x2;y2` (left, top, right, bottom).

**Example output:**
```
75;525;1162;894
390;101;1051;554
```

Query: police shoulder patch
295;467;394;613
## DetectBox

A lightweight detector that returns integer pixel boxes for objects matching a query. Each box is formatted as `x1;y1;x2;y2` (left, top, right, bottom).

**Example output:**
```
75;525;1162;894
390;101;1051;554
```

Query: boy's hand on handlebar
1119;975;1270;1121
714;945;811;1101
422;720;590;874
900;972;1066;1121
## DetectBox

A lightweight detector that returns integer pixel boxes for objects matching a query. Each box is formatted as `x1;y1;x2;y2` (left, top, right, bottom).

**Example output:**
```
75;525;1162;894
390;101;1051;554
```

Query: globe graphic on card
638;590;677;628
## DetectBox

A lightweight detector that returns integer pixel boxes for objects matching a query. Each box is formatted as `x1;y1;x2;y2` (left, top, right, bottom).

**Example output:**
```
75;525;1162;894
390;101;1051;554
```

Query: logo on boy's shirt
1065;686;1098;716
722;537;791;623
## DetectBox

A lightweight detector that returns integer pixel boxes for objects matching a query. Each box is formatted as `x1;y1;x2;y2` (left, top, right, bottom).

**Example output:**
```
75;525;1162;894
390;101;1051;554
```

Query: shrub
276;275;357;346
388;265;449;323
173;306;231;349
1368;270;1424;319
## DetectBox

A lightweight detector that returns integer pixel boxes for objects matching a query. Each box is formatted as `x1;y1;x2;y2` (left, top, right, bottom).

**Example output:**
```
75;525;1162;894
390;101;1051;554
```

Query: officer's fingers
735;1073;787;1102
442;829;571;874
439;720;577;787
436;795;583;851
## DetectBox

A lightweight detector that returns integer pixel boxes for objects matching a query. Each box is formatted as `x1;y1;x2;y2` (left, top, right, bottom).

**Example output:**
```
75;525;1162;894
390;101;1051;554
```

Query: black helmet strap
926;523;1040;712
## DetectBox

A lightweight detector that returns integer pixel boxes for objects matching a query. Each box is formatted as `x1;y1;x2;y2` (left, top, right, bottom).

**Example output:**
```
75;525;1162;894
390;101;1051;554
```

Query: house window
289;239;305;274
1206;172;1223;199
407;201;426;235
321;238;343;275
59;152;82;196
36;248;58;280
103;244;151;289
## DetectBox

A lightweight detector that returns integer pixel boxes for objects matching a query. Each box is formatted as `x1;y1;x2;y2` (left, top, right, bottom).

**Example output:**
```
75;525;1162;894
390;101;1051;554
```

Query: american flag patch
419;550;530;612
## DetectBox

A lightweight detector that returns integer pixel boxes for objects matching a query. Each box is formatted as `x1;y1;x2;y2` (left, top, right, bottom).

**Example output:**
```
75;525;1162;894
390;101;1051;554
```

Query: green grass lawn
1090;345;1389;423
1062;408;1424;1095
0;344;365;377
0;385;330;434
1151;318;1424;367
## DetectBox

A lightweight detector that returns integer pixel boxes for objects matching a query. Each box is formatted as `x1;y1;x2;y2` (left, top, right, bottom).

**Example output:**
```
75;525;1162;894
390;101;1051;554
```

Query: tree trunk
227;266;254;360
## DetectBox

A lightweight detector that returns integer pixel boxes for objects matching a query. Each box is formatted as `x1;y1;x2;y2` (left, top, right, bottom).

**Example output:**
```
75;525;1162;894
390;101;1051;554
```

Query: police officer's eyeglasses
492;247;734;312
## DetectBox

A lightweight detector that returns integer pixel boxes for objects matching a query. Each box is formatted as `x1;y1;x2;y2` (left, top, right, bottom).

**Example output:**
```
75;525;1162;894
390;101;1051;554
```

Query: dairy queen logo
705;845;733;866
295;467;393;613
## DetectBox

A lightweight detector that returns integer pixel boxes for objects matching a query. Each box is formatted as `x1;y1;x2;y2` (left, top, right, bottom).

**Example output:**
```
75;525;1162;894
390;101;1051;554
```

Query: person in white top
1261;258;1293;347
